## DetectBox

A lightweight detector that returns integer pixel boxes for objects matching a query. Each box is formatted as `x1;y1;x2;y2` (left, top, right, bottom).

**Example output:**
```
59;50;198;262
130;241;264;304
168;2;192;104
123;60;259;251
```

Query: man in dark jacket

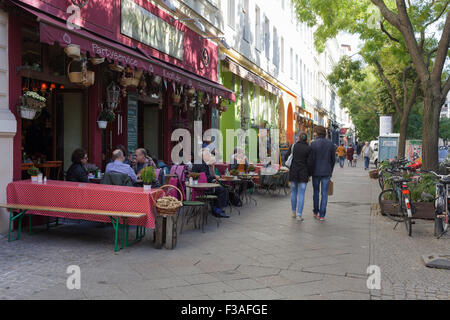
191;160;229;218
285;133;314;221
311;126;336;221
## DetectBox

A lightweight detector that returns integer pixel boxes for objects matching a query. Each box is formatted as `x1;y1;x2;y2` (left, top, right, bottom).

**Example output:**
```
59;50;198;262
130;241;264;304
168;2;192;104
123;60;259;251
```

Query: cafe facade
5;0;235;178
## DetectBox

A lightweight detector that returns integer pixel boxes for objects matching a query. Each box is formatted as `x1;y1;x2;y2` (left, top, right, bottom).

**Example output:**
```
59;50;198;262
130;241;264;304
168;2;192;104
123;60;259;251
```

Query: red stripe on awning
13;1;235;101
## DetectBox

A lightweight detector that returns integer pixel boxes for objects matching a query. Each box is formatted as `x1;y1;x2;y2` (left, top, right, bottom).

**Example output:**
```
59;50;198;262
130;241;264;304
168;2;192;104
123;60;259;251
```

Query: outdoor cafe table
6;180;163;229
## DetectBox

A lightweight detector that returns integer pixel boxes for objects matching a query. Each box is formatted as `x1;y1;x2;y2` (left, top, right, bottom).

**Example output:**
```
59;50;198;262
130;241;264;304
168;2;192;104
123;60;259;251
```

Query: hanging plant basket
97;120;108;129
19;106;38;120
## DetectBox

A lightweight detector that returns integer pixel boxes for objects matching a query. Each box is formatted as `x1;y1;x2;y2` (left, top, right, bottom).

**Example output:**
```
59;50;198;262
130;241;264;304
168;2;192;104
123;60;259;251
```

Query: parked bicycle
378;157;422;191
422;170;450;238
378;173;415;236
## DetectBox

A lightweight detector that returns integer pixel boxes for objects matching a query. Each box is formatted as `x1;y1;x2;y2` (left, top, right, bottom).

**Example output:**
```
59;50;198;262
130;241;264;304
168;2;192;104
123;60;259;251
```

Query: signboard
121;0;184;60
127;93;139;155
379;116;392;136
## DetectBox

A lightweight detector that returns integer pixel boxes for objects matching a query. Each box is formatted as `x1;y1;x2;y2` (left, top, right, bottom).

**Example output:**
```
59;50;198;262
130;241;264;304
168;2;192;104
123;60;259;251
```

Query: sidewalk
368;167;450;300
1;160;446;300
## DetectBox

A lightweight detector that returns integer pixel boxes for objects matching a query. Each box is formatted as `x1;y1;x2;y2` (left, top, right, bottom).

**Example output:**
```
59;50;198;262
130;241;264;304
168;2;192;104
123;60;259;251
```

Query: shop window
49;45;66;77
22;26;42;72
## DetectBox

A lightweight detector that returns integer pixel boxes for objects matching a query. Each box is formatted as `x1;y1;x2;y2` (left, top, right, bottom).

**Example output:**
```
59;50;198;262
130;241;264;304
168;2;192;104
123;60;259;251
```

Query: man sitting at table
105;149;137;183
133;148;156;175
191;149;229;218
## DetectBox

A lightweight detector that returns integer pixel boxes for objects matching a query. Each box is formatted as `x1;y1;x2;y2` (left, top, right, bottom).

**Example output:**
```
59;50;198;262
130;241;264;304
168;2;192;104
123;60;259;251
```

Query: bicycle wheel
378;173;385;190
379;188;405;222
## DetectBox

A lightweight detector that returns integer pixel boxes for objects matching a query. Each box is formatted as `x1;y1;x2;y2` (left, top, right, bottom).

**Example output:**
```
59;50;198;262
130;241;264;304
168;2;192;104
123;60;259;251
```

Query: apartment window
264;17;270;59
299;59;302;87
255;6;261;51
295;54;299;83
273;27;278;66
243;0;250;42
290;47;293;79
228;0;235;29
281;0;285;9
280;37;284;72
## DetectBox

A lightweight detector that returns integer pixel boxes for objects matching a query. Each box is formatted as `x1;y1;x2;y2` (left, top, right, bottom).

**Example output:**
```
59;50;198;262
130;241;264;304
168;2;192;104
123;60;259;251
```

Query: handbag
328;180;334;196
285;145;294;168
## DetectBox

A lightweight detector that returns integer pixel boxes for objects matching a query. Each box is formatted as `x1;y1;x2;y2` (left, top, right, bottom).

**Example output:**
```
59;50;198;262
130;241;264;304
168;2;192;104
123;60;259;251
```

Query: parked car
369;140;379;167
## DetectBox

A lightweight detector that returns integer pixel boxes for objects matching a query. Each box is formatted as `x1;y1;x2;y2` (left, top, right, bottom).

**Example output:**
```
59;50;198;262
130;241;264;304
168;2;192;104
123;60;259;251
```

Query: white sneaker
296;216;304;222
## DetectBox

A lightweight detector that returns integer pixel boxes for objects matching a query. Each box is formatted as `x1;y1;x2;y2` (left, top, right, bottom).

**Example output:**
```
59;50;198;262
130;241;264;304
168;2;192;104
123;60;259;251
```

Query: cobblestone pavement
0;161;448;300
369;173;450;300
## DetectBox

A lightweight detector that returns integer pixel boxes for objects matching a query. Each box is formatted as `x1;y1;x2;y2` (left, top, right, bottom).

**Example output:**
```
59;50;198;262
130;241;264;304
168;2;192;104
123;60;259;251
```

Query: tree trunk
421;85;441;170
398;112;409;158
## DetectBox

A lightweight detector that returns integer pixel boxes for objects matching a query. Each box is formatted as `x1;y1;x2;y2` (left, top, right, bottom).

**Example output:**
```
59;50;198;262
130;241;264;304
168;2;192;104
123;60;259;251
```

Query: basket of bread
155;185;183;216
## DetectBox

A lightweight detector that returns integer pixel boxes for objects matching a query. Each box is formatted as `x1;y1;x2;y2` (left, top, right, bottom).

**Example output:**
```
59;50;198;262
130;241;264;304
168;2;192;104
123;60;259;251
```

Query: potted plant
97;108;115;129
188;172;201;184
230;169;240;177
247;165;257;173
27;165;40;182
19;91;47;120
140;166;156;192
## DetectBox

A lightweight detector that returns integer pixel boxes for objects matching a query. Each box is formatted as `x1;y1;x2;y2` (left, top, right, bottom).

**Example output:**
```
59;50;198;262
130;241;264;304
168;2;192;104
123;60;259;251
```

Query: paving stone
240;288;284;300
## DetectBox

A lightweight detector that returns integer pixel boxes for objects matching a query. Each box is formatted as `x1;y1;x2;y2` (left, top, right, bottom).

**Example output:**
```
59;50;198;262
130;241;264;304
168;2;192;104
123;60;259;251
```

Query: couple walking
285;126;335;222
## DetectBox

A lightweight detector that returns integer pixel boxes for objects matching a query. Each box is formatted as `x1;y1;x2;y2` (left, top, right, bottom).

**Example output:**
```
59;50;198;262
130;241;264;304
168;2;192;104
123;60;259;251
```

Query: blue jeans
364;156;370;169
291;182;307;216
339;156;345;168
312;176;331;218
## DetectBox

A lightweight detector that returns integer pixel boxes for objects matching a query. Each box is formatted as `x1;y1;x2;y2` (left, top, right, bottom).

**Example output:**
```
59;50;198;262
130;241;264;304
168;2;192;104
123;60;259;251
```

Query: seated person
133;148;160;187
105;149;137;183
230;147;248;172
109;144;132;166
133;148;156;175
66;148;89;183
191;153;229;218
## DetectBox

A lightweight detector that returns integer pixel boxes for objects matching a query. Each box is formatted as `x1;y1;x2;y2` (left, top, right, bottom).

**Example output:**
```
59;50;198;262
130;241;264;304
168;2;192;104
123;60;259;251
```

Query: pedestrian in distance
346;144;354;167
361;141;373;170
285;133;314;222
336;143;346;168
311;126;336;221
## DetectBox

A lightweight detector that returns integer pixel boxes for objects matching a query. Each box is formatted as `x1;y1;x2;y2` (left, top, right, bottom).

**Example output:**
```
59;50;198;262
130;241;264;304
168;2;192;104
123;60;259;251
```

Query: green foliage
98;109;116;122
439;117;450;141
27;166;40;176
230;169;240;176
408;174;437;203
140;166;155;184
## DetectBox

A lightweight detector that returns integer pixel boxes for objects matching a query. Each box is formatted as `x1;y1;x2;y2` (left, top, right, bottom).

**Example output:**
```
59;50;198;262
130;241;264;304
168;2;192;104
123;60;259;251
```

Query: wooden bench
0;203;146;252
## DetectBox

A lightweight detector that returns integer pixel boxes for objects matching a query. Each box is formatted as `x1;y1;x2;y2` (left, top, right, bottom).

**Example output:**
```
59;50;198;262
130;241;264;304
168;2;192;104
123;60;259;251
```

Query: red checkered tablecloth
6;180;164;229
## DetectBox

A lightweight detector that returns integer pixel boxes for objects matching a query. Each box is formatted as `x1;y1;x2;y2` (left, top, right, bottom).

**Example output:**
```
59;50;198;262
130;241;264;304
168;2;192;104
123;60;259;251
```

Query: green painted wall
219;62;279;163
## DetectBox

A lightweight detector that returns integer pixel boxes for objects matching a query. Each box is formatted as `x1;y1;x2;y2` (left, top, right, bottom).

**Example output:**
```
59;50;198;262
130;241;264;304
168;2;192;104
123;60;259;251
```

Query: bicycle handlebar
422;170;450;179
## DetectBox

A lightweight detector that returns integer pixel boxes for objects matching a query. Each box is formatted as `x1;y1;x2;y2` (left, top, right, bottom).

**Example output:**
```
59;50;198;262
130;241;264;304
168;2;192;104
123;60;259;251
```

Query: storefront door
138;102;162;161
62;92;84;171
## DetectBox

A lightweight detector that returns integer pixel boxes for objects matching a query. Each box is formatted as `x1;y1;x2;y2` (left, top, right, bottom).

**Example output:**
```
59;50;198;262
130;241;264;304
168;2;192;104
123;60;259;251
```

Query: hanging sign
121;0;184;60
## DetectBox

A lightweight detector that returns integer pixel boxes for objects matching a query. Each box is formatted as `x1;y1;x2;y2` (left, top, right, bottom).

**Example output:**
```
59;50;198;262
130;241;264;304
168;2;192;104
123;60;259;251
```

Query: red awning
13;1;235;101
340;128;348;135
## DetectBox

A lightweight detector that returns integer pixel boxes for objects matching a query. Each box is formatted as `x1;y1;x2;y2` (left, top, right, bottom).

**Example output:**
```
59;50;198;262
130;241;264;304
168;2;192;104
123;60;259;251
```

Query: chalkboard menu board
127;93;139;155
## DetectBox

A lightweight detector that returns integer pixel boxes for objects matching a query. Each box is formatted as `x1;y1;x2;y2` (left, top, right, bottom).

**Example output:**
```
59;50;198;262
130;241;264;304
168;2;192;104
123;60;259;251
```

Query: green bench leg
8;209;26;242
110;216;120;252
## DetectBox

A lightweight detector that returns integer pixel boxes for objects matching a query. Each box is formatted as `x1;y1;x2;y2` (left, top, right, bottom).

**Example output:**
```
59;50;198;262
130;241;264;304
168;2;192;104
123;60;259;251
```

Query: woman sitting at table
230;147;248;173
191;149;229;218
66;148;89;183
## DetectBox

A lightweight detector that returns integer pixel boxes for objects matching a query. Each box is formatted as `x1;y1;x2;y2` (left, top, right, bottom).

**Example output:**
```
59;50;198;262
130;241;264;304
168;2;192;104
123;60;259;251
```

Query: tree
294;0;450;170
329;51;421;158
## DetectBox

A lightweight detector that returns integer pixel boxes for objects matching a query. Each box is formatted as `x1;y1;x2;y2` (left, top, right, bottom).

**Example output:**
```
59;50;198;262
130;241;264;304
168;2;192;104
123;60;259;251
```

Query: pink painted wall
17;0;218;82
